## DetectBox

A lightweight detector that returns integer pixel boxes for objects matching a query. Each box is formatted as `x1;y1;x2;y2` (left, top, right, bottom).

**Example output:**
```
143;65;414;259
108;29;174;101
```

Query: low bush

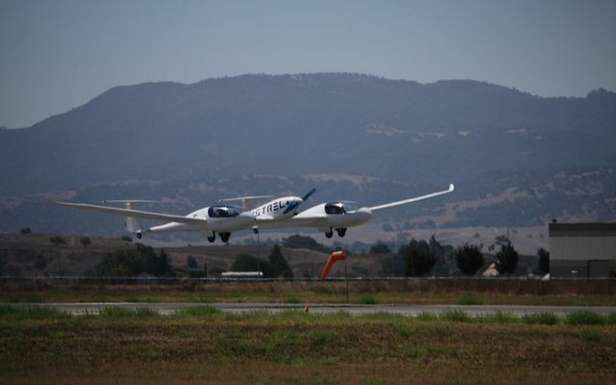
457;293;483;305
566;310;604;325
175;305;222;317
522;312;560;325
440;310;470;322
359;295;378;305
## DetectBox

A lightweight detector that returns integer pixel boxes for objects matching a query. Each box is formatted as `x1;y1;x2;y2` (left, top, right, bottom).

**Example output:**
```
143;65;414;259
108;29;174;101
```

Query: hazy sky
1;0;615;128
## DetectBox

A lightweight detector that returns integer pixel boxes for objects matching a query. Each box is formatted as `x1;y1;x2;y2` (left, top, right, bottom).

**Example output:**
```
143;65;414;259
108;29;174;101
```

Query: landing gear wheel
207;232;216;243
336;228;347;237
219;232;231;243
325;228;333;238
136;232;142;239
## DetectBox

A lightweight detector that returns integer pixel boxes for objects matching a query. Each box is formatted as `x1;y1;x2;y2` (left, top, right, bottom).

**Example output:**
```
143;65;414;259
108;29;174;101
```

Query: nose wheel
207;232;216;243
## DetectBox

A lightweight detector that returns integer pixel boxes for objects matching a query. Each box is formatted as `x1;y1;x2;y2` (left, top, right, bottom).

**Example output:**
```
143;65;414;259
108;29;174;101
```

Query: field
1;305;616;385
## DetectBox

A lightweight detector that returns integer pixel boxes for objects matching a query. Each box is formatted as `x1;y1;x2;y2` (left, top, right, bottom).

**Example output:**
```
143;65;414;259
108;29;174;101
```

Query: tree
455;244;484;275
495;243;519;275
537;248;550;275
400;239;436;277
370;242;391;254
428;235;445;258
80;236;91;247
230;254;274;277
157;249;173;276
19;227;32;234
96;245;174;277
186;255;198;270
268;245;293;278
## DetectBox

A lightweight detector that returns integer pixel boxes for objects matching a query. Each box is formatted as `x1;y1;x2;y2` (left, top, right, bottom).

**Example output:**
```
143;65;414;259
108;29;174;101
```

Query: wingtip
449;183;455;192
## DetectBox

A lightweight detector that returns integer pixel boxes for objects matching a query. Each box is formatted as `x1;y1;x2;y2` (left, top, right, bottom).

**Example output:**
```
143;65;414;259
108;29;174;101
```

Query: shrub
440;310;470;322
522;312;559;325
479;311;517;324
286;296;301;304
49;236;67;245
455;244;484;275
457;293;483;305
566;310;604;325
370;242;391;254
80;236;91;247
19;227;32;234
359;295;378;305
176;306;222;317
98;307;159;319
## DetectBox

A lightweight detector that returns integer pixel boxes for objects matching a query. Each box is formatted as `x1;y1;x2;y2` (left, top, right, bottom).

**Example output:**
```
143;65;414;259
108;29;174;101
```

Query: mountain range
1;73;615;235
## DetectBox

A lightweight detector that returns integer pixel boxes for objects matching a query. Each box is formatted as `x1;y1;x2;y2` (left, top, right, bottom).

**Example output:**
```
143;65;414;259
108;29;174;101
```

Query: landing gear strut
336;228;347;237
207;232;216;243
219;232;231;243
325;228;333;238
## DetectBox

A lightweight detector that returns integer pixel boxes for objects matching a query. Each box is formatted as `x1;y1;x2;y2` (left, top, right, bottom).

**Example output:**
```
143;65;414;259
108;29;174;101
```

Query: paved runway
9;302;616;317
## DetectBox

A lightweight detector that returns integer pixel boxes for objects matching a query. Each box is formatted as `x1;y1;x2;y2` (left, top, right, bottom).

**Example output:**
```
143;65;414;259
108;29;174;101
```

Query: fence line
1;275;615;284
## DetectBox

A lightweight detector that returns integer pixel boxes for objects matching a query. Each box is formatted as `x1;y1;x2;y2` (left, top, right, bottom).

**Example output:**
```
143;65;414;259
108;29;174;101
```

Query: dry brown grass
3;281;616;306
1;312;615;385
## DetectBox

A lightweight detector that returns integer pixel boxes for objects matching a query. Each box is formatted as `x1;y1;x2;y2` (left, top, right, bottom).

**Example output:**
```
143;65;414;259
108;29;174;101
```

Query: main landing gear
219;232;231;243
206;232;230;243
325;227;347;238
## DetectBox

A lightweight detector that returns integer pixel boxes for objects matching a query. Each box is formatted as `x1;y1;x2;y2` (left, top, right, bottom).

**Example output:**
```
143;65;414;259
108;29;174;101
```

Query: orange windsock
320;250;348;280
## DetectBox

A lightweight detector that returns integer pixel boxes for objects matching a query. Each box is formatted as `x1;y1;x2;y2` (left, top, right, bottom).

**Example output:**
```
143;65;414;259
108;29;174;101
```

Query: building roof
549;222;616;237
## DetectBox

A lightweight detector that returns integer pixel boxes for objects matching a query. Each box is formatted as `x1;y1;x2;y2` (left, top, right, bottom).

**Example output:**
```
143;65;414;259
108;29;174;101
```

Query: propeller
302;188;317;202
283;188;316;215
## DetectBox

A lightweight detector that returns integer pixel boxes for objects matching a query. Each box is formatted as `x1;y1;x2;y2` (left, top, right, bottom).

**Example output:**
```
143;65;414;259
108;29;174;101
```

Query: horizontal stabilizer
221;195;273;210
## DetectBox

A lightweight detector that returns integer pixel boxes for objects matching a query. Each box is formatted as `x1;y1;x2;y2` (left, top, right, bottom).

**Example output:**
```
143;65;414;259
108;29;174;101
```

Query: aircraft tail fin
102;200;156;234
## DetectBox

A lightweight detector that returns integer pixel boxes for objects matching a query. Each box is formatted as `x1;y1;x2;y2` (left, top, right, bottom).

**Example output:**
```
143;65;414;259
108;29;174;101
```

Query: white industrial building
549;223;616;278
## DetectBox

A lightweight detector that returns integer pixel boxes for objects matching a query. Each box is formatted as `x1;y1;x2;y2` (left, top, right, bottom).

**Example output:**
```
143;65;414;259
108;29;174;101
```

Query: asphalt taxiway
9;302;616;317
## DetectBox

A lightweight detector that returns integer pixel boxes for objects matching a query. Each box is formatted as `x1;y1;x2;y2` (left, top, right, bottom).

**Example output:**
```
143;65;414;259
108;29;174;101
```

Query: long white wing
368;184;454;211
56;201;207;226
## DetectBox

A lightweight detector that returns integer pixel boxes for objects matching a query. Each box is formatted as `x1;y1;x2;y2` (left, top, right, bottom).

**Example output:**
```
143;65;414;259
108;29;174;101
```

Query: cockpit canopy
208;205;241;218
324;201;360;215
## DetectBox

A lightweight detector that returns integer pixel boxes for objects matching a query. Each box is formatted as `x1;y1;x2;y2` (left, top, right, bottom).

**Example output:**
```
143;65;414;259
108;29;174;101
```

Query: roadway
8;302;616;317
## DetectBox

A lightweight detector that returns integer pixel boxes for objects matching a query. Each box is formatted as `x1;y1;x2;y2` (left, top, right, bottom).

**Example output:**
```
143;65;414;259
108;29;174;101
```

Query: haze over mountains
1;73;615;235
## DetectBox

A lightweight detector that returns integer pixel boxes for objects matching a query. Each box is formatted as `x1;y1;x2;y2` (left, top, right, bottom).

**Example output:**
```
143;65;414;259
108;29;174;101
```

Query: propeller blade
302;188;317;202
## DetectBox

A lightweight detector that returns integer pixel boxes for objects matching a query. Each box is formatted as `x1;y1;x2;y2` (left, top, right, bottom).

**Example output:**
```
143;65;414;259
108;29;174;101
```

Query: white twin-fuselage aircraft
57;184;454;243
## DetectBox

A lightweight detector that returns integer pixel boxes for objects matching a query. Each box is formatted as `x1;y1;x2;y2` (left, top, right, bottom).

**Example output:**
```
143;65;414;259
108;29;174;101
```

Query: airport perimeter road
8;303;616;316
